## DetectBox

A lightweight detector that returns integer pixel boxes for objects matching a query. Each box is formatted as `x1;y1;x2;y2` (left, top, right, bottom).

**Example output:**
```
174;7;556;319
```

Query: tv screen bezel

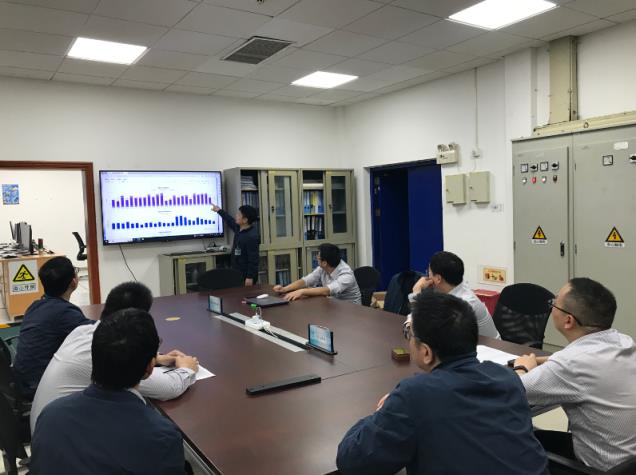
99;169;224;246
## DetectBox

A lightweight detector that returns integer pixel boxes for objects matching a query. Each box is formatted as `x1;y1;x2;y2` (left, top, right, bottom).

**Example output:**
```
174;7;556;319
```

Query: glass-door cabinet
267;170;300;247
302;170;326;243
268;249;299;286
303;243;355;275
326;171;354;241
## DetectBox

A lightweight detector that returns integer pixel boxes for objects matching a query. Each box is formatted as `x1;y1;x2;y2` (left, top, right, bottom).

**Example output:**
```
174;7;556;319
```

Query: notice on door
9;260;39;295
605;226;625;248
531;226;547;245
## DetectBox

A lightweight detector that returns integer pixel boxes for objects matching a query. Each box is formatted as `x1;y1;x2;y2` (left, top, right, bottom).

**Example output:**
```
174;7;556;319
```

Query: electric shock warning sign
9;260;39;295
531;226;547;245
605;227;625;248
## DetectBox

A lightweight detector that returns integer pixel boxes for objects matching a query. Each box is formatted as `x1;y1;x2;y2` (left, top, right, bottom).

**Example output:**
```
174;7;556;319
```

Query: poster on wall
2;184;19;205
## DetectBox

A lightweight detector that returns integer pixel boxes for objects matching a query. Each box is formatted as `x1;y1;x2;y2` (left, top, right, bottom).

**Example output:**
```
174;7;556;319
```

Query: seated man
410;251;500;338
337;292;548;475
31;281;198;433
273;243;361;305
514;278;636;472
31;308;186;474
13;256;92;399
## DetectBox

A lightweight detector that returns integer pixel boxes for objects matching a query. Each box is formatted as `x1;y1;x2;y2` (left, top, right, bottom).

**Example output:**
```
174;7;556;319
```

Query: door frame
0;160;101;303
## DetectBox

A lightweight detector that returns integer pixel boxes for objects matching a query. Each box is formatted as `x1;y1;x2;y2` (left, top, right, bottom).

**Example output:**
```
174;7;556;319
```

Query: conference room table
82;284;549;475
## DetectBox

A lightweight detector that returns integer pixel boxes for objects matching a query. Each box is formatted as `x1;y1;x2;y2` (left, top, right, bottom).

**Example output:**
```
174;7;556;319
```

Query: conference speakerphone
246;374;321;396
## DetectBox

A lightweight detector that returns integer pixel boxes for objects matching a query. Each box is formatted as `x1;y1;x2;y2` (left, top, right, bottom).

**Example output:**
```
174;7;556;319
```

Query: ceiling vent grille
222;36;292;65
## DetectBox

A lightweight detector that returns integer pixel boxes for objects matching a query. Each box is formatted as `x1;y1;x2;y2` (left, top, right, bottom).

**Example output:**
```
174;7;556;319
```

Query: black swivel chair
383;270;424;316
547;453;636;475
491;283;554;349
72;232;87;261
197;268;244;291
354;266;381;307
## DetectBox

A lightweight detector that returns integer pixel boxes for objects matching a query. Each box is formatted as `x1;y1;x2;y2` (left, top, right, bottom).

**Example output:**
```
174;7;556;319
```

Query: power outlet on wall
491;203;504;212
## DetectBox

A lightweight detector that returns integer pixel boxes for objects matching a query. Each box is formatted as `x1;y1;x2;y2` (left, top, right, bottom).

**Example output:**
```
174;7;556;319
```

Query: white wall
0;169;86;267
0;77;343;299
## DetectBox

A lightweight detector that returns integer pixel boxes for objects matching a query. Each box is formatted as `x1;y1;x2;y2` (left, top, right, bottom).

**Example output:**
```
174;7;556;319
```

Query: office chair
491;283;554;349
72;232;87;261
547;453;636;475
383;270;424;316
197;268;244;291
353;266;381;307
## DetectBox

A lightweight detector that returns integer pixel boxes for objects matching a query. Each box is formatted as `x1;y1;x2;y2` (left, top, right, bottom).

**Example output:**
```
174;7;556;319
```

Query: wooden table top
81;285;547;475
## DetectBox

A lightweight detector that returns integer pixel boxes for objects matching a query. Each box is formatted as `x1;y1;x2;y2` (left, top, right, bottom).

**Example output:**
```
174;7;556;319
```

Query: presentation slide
100;171;223;244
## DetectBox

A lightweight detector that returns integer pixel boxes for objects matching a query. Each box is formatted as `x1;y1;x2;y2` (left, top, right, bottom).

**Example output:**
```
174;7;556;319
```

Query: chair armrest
547;452;601;474
5;335;19;344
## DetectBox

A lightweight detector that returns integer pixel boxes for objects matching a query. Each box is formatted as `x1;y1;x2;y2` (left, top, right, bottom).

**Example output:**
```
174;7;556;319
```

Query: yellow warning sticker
531;226;547;244
605;226;625;248
13;264;35;282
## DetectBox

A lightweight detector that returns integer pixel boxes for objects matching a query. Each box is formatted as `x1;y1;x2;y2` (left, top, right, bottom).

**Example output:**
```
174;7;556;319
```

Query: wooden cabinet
158;252;231;296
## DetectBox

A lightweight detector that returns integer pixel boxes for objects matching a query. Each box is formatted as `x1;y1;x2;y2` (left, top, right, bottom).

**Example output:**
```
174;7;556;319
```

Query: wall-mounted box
468;171;490;203
436;143;459;165
445;173;466;204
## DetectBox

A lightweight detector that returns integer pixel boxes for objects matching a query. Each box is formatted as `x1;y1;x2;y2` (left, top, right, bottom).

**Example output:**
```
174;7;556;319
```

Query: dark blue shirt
337;354;548;475
31;384;185;475
218;208;260;281
13;295;91;399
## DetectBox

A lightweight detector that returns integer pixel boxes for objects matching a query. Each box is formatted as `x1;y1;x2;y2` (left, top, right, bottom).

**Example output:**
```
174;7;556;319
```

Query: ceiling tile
606;8;636;23
541;19;617;41
308;88;362;102
203;0;299;16
214;89;261;98
120;65;187;83
295;96;336;105
0;50;62;71
53;72;114;85
279;0;382;29
564;0;636;17
490;39;544;57
94;0;197;28
305;30;387;57
112;79;170;90
359;41;431;65
501;6;597;39
248;65;311;84
153;30;236;56
0;65;54;80
0;29;74;56
81;15;168;45
391;0;476;17
175;71;237;88
138;49;209;71
344;5;438;40
337;76;388;92
58;58;127;78
365;65;428;84
405;50;477;71
0;3;88;36
176;4;270;38
8;0;99;14
400;20;484;50
257;94;303;103
268;84;317;97
166;84;214;95
195;57;257;77
273;49;346;70
254;19;333;48
441;56;498;74
224;78;285;94
336;91;379;105
325;58;392;76
447;31;532;57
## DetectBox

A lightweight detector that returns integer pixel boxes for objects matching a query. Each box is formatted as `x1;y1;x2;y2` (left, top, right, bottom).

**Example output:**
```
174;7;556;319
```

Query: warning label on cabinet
605;227;625;248
531;226;547;245
9;260;39;295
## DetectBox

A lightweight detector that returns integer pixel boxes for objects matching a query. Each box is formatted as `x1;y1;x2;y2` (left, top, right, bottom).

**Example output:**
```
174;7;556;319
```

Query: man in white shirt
273;243;361;305
514;278;636;472
410;251;500;339
30;281;199;433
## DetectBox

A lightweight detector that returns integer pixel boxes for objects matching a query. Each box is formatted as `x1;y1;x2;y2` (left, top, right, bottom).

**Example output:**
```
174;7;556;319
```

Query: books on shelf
241;191;259;209
241;175;258;191
304;215;325;240
303;190;324;214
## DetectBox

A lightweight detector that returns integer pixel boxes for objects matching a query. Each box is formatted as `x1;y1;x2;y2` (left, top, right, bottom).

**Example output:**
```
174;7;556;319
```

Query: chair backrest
354;266;381;307
607;456;636;475
0;338;15;398
72;231;87;261
383;270;424;315
197;268;244;291
492;283;554;348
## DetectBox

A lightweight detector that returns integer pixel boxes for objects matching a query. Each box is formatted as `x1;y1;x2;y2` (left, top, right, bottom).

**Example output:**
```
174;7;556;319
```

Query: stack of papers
476;345;518;365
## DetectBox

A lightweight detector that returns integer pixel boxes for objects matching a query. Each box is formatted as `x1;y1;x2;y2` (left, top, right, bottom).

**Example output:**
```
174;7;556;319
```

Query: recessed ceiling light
292;71;358;89
67;37;147;65
449;0;557;30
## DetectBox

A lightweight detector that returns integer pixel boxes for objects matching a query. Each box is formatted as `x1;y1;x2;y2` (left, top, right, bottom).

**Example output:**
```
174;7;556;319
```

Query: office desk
81;285;548;475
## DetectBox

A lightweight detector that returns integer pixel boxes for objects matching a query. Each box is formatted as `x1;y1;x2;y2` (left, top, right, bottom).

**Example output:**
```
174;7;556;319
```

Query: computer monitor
18;222;33;254
9;221;16;241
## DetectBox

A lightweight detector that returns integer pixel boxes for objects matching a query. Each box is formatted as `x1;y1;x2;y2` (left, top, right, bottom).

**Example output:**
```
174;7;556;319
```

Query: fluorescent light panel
292;71;358;89
449;0;557;30
67;37;147;65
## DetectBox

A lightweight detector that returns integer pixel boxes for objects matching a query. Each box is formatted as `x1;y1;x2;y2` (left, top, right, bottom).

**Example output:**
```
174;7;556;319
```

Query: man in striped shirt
514;278;636;472
30;281;199;433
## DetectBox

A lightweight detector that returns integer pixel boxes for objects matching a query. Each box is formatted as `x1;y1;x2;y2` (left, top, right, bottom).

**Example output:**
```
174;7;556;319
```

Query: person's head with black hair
91;308;159;390
405;292;478;371
427;251;464;292
551;278;617;341
101;282;153;320
317;243;341;270
235;205;258;228
39;256;78;299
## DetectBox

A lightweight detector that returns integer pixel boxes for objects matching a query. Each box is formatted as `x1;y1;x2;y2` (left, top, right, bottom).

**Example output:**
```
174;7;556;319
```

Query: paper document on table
477;345;518;365
195;365;215;381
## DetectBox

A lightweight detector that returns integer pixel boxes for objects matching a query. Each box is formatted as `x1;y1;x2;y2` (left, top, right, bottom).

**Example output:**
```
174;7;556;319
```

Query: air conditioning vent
223;37;292;65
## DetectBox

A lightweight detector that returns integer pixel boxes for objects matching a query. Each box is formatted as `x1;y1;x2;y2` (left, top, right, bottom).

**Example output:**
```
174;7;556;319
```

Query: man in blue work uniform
211;203;259;286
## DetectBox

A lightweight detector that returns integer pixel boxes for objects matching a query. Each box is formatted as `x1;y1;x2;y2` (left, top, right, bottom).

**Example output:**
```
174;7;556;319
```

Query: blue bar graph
112;217;215;231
